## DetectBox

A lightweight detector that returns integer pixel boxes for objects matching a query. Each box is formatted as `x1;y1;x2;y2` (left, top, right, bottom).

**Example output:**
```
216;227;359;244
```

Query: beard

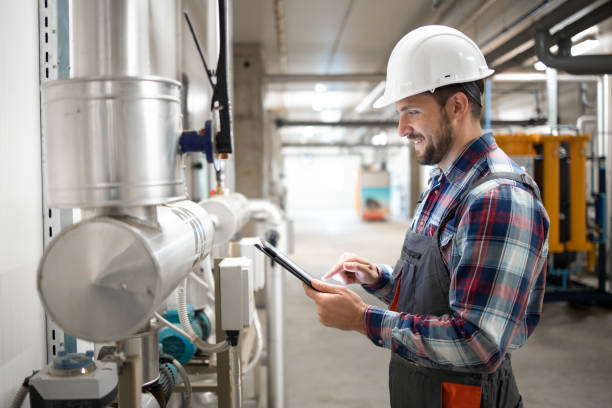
414;108;453;166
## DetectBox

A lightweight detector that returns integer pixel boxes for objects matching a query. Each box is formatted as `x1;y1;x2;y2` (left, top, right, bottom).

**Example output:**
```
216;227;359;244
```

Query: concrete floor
284;210;612;408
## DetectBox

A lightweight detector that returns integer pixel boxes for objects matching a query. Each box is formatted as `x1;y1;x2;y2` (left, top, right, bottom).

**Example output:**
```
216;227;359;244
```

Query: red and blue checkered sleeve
363;183;549;373
362;263;395;304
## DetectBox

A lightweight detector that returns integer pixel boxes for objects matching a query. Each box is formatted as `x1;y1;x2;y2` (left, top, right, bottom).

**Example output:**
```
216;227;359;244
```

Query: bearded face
410;107;453;166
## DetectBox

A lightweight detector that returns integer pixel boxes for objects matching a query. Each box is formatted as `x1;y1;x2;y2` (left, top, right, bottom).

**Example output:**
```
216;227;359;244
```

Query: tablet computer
254;240;319;291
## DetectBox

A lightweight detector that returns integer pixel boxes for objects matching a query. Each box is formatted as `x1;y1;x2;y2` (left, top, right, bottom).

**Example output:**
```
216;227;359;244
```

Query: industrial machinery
12;0;291;407
496;131;612;303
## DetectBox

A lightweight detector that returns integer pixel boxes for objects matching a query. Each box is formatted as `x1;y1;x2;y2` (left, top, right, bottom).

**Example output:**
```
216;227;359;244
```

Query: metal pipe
546;67;558;135
272;0;288;72
71;0;181;79
603;75;612;289
265;73;385;83
492;73;599;82
118;325;160;386
266;262;285;408
201;192;249;247
38;200;215;341
230;346;243;408
536;30;612;75
491;0;612;72
275;119;547;128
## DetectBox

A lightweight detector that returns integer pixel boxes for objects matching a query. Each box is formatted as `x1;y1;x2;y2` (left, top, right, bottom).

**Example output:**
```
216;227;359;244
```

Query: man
303;25;549;408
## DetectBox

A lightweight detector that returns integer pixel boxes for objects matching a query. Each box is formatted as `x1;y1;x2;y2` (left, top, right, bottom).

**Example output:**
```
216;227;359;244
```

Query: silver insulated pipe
42;0;184;208
36;0;221;343
37;200;215;342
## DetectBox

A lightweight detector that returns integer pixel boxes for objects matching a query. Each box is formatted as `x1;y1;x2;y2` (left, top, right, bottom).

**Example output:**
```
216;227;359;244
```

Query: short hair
430;79;484;120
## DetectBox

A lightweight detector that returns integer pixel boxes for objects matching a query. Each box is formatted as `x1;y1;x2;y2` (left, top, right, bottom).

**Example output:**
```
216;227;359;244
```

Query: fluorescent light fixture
571;39;599;56
315;83;327;93
371;131;388;146
320;109;342;123
312;100;324;111
534;61;547;71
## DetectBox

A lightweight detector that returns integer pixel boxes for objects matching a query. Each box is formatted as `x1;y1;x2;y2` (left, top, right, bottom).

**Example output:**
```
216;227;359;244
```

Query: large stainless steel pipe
42;0;184;209
37;200;214;342
42;77;184;208
71;0;181;79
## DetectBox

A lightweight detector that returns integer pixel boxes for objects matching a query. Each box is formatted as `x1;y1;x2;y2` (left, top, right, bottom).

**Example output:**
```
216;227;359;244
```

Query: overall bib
389;172;539;408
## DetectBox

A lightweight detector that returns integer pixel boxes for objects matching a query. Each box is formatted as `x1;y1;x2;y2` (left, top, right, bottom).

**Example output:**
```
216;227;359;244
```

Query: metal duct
71;0;181;79
42;0;184;208
535;30;612;75
37;200;215;342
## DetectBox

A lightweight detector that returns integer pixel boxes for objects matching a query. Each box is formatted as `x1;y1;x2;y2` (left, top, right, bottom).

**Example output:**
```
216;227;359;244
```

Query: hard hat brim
372;69;495;109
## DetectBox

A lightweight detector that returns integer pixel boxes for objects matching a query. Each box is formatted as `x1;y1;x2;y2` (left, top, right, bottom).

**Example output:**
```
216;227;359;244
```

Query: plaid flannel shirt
363;132;549;373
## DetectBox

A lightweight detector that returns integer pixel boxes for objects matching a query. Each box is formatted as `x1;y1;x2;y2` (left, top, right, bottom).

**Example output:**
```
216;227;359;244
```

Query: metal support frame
39;0;67;363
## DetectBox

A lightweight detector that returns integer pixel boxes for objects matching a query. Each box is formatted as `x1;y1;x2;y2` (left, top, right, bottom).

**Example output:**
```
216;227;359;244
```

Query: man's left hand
303;280;368;335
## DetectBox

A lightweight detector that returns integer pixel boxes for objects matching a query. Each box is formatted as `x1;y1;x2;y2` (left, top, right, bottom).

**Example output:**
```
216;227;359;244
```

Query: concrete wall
0;1;47;406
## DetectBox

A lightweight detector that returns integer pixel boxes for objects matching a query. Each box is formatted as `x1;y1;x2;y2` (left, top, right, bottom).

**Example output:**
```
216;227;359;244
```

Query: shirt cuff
364;305;394;349
362;264;392;293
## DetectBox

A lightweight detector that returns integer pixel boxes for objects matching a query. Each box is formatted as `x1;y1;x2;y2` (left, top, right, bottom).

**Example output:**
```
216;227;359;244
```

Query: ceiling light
534;61;547;71
320;109;342;123
571;39;599;56
371;131;388;146
315;83;327;93
312;100;324;111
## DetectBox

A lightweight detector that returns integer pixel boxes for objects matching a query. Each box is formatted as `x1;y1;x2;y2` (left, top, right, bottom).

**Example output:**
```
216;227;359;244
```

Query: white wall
284;154;361;218
0;1;47;406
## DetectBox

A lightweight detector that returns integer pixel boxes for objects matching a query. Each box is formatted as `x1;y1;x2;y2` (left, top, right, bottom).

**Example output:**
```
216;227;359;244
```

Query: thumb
311;279;343;294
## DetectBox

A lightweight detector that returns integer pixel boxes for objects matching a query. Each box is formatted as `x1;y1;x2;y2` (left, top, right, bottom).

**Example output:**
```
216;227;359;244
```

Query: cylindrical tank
71;0;181;79
200;193;249;246
37;200;214;342
42;77;184;208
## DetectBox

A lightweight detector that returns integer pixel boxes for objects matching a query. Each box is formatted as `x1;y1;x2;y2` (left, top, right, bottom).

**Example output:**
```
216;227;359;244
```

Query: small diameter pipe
242;307;264;374
171;357;192;408
177;279;231;353
10;385;29;408
153;310;230;354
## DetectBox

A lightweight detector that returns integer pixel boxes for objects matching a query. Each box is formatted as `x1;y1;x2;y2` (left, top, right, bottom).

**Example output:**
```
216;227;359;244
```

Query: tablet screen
254;240;318;290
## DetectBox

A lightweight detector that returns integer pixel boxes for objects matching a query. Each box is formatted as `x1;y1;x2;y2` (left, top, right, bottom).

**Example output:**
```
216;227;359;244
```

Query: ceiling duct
499;0;612;72
483;0;604;72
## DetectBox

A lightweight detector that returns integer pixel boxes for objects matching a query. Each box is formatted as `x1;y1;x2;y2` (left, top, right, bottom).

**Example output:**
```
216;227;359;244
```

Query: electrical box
219;257;253;330
239;237;266;291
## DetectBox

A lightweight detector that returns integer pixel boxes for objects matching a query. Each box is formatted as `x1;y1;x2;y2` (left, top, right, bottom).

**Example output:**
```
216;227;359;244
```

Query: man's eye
408;110;419;116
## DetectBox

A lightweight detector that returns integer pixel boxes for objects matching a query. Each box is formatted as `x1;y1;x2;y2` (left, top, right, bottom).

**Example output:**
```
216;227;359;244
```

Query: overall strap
436;171;540;241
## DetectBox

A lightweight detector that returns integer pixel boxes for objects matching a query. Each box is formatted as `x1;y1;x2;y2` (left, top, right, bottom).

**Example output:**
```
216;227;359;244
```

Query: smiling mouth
408;135;425;145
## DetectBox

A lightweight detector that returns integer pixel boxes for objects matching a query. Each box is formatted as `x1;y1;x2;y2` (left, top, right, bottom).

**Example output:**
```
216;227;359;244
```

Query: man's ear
445;92;470;121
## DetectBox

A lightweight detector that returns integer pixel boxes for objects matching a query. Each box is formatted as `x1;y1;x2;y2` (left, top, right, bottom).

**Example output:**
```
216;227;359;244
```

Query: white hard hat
373;25;494;109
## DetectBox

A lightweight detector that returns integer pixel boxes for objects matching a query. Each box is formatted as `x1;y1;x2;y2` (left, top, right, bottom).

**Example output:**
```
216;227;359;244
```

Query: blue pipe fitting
179;120;213;158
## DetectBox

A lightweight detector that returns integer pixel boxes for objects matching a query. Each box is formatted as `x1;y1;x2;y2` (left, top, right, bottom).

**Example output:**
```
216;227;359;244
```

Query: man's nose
398;120;413;137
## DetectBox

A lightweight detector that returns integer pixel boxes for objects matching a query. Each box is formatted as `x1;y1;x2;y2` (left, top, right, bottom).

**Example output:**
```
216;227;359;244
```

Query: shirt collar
428;132;496;184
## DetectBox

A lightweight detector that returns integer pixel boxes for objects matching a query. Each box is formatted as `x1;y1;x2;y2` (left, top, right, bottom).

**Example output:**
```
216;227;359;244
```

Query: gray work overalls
389;172;538;408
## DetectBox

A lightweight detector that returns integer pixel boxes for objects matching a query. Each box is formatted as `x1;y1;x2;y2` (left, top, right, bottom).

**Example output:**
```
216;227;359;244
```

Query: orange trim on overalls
442;382;482;408
389;273;402;312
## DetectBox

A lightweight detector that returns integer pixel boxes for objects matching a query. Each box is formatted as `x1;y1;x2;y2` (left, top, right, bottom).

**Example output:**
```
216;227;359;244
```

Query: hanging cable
183;11;215;88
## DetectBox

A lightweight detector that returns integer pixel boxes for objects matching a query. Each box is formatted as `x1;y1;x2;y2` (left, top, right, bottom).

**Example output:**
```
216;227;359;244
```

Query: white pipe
248;199;284;226
546;67;558;135
170;357;192;408
242;306;264;374
153;309;230;354
176;279;231;353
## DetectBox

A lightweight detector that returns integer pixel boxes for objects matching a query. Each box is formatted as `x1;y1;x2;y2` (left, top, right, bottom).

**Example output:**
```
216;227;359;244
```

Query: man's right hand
322;253;380;285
